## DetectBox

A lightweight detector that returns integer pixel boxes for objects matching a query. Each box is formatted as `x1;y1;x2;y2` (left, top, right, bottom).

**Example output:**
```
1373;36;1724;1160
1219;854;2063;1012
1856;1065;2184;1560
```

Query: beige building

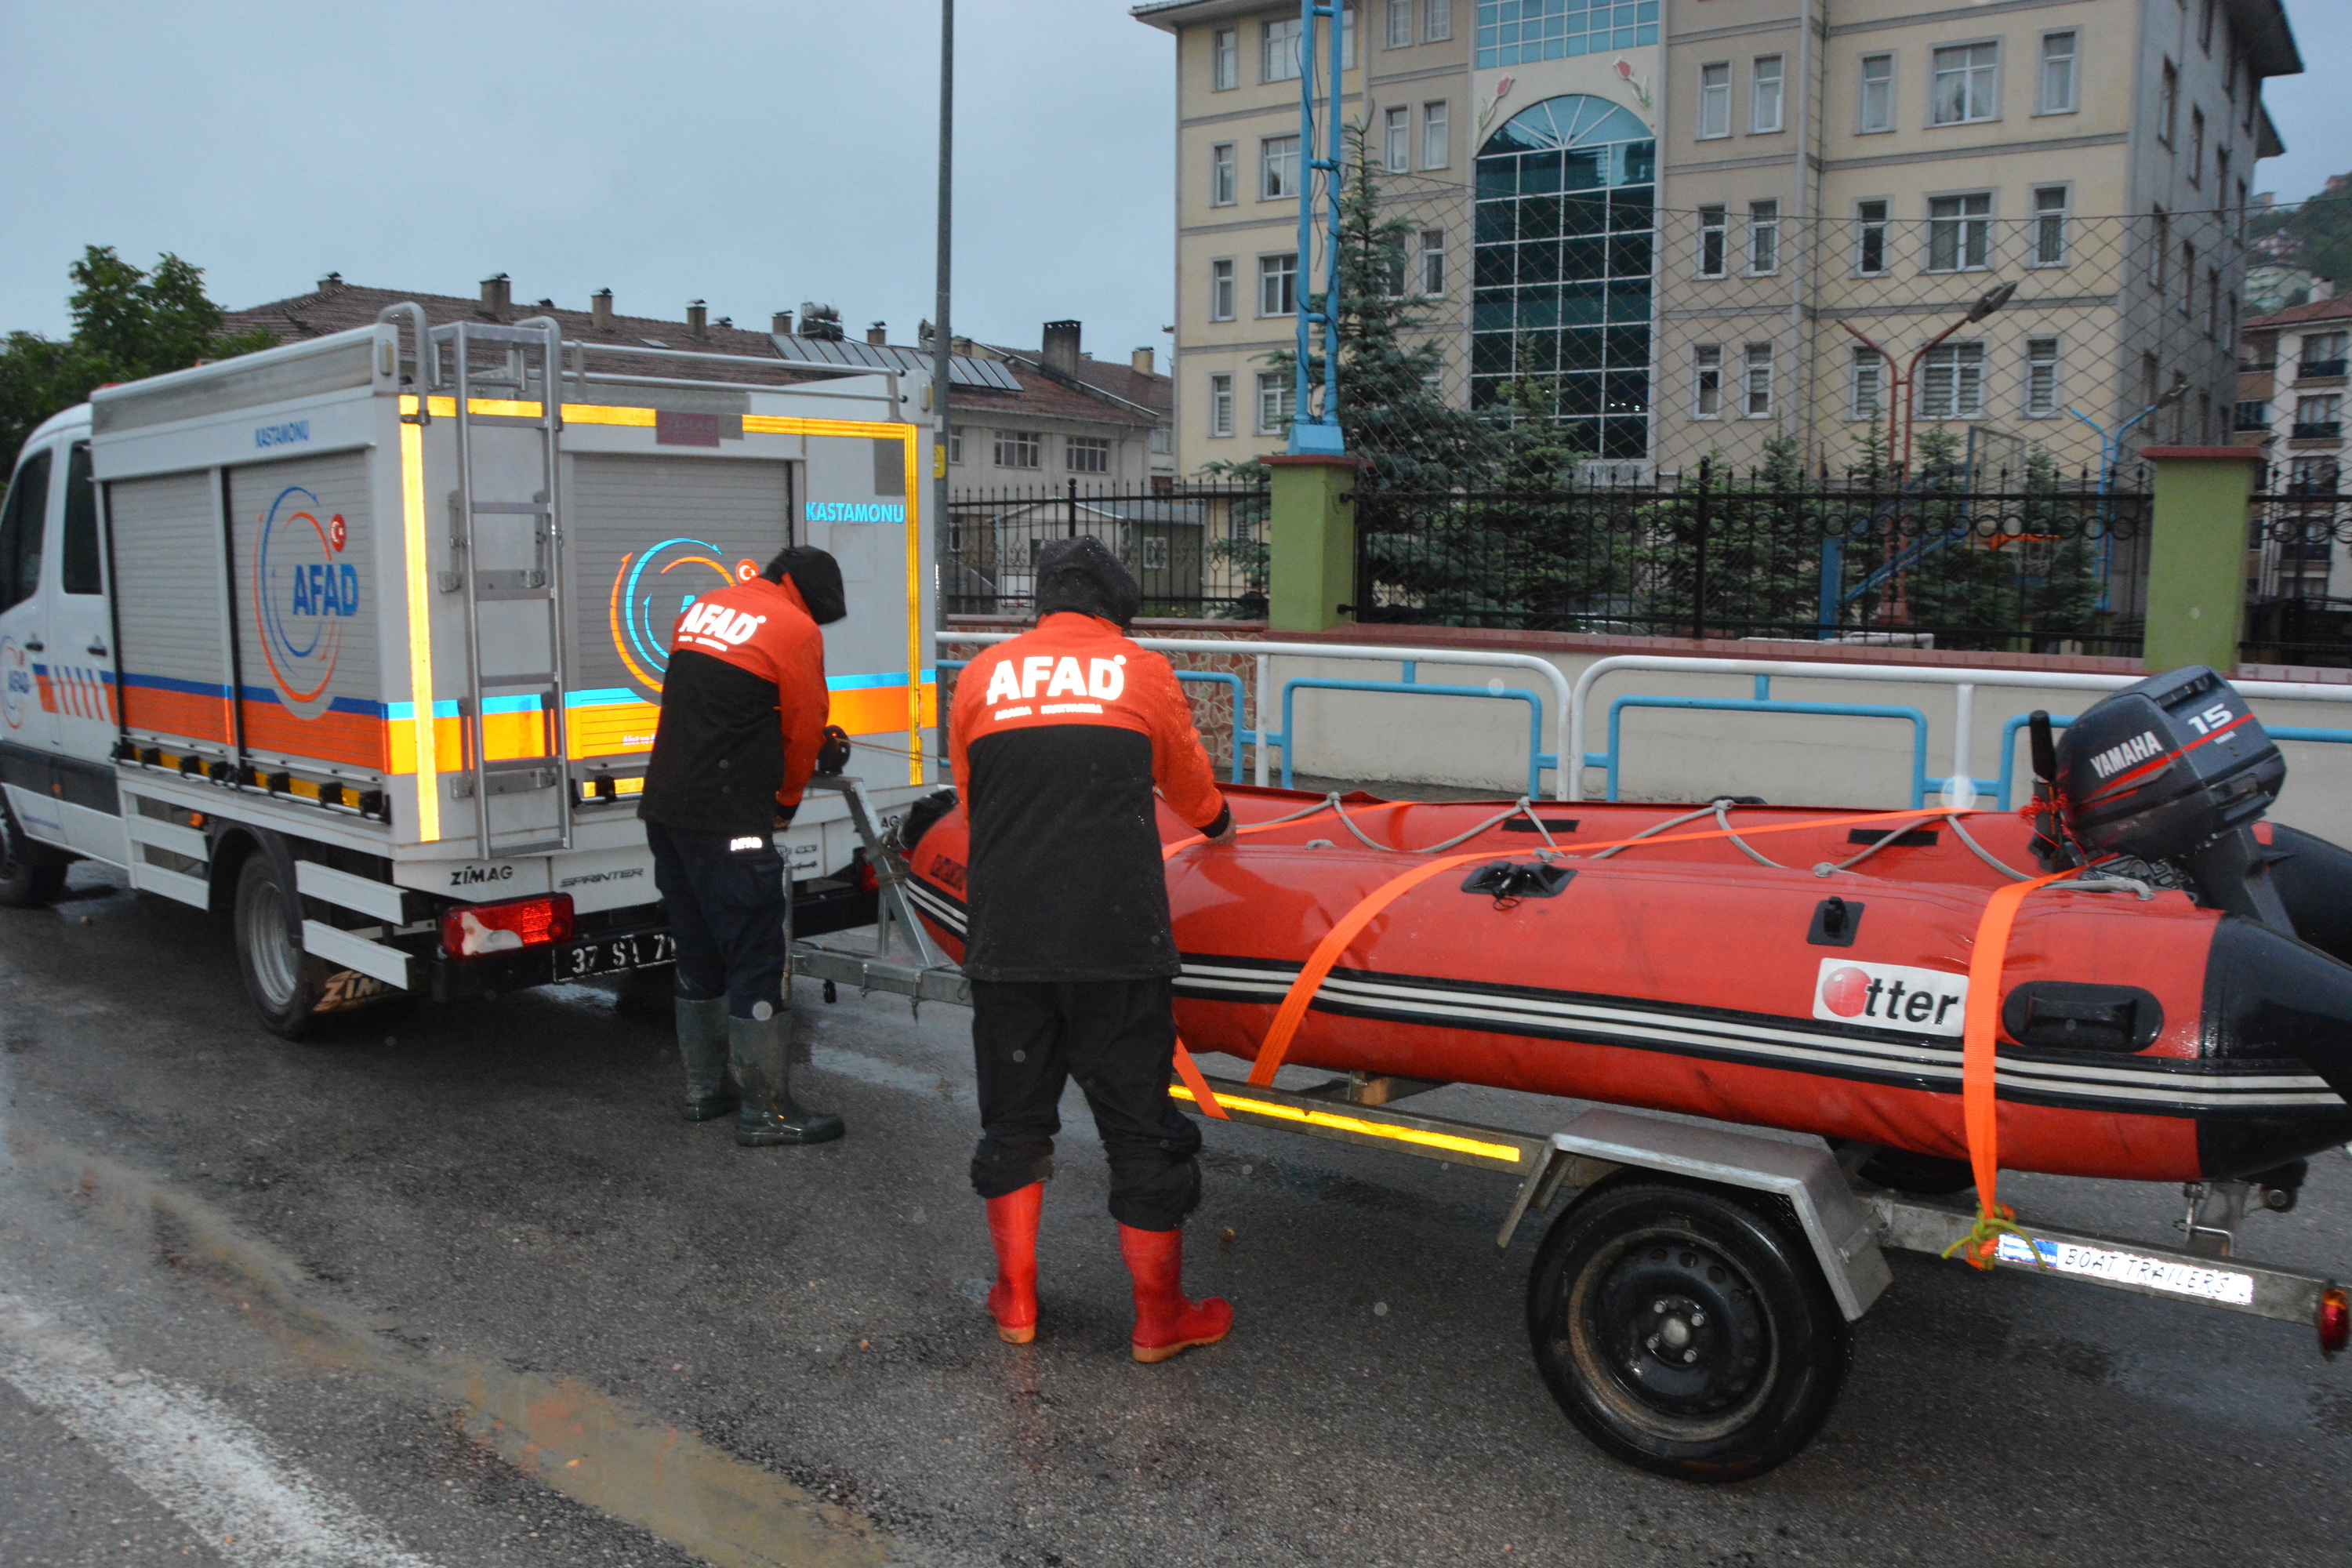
1135;0;2300;479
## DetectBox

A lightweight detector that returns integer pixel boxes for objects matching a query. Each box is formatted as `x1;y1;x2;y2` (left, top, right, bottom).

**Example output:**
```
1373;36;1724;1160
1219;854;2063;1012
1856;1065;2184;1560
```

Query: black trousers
968;978;1203;1232
645;819;786;1020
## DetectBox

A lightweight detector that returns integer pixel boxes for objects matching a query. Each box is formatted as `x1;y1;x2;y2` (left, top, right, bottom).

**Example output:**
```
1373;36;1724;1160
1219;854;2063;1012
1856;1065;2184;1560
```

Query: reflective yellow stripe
397;414;439;840
901;428;924;786
1167;1085;1523;1163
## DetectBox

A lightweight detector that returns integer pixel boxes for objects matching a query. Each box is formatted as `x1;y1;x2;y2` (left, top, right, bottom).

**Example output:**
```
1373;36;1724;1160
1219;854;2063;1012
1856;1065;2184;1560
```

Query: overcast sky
2;1;2347;356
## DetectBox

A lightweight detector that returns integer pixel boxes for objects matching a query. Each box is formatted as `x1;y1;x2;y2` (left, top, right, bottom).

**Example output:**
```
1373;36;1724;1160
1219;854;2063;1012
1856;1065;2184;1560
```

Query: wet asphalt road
2;858;2350;1568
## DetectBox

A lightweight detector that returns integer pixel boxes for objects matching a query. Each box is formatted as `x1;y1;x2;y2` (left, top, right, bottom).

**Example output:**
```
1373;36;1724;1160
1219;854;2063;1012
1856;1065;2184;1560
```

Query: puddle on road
0;1128;904;1568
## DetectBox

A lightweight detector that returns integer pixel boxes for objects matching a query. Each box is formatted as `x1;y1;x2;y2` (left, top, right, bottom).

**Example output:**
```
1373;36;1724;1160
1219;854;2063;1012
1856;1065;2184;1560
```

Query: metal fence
1353;459;2151;657
941;480;1269;620
2245;464;2352;668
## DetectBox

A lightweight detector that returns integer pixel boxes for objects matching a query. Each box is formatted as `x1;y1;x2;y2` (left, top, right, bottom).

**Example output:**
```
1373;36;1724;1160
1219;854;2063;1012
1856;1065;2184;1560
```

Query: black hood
1034;535;1141;630
766;546;847;625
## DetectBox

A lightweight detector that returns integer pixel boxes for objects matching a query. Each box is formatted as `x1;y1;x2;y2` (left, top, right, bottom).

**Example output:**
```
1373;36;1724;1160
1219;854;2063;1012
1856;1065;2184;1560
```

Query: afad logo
0;636;28;731
1812;957;1968;1037
607;537;760;695
253;486;358;719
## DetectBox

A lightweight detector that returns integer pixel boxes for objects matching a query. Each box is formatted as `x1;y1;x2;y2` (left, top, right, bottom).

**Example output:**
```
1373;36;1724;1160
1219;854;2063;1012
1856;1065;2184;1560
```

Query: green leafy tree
2249;177;2352;301
0;246;275;461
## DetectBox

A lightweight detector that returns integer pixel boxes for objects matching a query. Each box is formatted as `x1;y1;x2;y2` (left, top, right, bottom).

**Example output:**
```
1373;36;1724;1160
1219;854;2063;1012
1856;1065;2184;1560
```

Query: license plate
554;931;676;979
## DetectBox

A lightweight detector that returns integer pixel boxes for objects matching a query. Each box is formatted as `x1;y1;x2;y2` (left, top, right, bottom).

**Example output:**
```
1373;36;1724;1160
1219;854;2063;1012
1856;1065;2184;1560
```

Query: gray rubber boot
731;1008;844;1146
675;996;739;1121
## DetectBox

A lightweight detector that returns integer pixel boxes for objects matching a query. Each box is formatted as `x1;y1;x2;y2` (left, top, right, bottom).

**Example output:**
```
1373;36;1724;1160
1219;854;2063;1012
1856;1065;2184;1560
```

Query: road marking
0;1291;443;1568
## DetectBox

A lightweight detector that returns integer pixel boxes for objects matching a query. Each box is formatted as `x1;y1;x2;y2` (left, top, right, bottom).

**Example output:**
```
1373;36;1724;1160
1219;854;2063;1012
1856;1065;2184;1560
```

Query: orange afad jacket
949;612;1229;982
637;575;830;840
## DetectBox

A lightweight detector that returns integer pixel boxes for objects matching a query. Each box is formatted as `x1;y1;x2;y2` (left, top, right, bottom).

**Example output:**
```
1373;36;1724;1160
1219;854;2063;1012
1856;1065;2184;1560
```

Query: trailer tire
233;853;331;1040
0;801;68;908
1527;1175;1849;1483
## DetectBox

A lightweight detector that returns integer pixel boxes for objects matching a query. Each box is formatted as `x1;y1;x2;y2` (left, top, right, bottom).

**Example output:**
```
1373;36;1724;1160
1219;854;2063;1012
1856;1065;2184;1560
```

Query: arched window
1472;94;1657;460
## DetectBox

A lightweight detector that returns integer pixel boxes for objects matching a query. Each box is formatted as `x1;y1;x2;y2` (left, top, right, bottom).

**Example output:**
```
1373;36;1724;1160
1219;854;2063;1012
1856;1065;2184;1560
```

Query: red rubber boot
1117;1224;1232;1364
984;1184;1043;1344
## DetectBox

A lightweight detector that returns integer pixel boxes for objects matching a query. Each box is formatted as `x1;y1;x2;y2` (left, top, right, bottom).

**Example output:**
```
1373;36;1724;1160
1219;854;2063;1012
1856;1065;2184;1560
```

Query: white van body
0;314;940;1027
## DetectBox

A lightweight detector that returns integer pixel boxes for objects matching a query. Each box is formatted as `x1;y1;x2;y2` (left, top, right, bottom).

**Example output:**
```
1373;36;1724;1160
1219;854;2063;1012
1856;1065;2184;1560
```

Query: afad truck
0;308;938;1035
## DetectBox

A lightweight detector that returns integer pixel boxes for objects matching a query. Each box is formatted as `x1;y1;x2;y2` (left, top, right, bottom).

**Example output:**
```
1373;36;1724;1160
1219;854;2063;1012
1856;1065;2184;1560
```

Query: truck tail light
441;893;575;956
2322;1286;2349;1359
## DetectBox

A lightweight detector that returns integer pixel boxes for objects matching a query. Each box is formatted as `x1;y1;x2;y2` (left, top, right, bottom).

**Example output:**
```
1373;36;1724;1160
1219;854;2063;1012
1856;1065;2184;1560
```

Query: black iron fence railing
942;479;1269;619
2245;478;2352;668
1353;463;2151;657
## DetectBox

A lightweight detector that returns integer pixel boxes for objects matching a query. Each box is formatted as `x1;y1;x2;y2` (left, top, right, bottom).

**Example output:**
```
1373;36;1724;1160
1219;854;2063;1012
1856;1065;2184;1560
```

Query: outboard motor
2048;666;2292;930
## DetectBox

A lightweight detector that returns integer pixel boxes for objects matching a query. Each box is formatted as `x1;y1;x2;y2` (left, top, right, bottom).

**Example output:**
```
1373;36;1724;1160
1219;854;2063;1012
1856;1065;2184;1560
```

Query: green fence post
1263;453;1365;631
2141;445;2263;674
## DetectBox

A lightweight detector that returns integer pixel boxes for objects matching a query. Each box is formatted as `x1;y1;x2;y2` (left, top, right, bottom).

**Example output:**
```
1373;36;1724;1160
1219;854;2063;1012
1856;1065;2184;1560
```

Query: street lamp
1841;278;2018;485
2068;372;2190;495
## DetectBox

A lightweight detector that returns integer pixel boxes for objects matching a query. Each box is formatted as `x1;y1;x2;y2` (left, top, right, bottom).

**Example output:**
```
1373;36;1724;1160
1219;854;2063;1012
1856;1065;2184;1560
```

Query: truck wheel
1526;1176;1850;1483
233;854;329;1039
0;802;67;907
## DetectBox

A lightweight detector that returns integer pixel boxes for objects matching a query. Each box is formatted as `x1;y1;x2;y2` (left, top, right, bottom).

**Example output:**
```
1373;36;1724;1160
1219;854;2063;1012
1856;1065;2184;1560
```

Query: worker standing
639;546;847;1147
949;536;1238;1362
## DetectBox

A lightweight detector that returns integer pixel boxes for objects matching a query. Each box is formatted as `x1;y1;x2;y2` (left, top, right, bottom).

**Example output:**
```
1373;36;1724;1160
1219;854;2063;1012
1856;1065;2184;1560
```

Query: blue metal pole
1292;0;1316;448
1287;2;1346;456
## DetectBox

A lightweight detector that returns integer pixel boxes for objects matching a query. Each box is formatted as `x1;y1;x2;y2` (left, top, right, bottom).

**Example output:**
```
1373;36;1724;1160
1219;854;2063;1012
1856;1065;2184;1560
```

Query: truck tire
0;801;67;907
233;852;331;1039
1526;1175;1850;1483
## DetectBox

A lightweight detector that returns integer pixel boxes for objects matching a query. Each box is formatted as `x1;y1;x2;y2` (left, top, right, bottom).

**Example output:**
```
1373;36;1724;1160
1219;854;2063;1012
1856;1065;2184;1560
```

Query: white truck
0;307;940;1035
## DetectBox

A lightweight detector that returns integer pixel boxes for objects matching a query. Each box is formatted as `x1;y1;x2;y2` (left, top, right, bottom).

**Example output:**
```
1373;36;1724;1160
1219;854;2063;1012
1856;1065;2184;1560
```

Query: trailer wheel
1527;1176;1850;1483
233;854;330;1039
0;801;67;908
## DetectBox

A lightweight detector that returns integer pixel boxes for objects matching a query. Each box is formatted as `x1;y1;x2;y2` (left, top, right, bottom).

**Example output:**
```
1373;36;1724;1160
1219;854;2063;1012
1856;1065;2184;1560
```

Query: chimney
686;299;708;339
592;289;614;331
480;273;510;318
1042;320;1081;378
1130;347;1154;376
2317;280;2338;303
772;309;794;336
867;321;888;346
317;270;343;292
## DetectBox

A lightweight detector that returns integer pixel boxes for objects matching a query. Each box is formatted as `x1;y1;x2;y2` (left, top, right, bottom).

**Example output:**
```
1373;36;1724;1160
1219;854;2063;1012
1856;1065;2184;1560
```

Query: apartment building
1135;0;2299;478
2239;293;2351;601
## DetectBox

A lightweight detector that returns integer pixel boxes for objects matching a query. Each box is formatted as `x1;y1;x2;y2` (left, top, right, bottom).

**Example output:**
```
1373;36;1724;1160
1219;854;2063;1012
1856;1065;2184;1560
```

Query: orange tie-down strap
1160;802;1998;1116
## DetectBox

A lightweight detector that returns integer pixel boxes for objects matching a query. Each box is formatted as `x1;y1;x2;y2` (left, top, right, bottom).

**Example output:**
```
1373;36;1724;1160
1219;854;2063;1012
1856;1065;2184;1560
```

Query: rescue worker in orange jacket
639;546;847;1146
949;536;1238;1362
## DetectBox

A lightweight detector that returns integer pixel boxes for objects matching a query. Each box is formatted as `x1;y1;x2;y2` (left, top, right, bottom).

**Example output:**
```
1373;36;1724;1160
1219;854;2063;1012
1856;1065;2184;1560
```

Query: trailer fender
1544;1108;1893;1322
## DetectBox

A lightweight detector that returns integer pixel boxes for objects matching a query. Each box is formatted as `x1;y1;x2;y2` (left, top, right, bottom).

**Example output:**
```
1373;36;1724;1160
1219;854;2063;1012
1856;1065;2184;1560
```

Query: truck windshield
0;446;53;613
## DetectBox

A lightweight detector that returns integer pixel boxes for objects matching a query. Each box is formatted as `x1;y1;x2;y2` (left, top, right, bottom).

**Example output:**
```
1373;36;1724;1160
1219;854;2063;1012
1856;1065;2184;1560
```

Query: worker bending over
639;546;847;1147
949;536;1238;1363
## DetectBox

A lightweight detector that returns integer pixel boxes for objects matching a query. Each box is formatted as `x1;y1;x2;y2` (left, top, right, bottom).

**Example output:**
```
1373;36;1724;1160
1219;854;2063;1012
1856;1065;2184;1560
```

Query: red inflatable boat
901;666;2352;1186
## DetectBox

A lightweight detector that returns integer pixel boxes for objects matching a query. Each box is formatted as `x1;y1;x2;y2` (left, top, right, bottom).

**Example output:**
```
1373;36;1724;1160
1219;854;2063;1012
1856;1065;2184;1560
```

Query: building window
1856;200;1889;274
1747;200;1780;274
1264;16;1301;82
1258;252;1298;316
2200;0;2216;54
2236;400;2270;432
1208;374;1234;437
2025;336;2060;416
1930;42;1999;125
1384;105;1410;171
1858;53;1894;133
1256;371;1294;435
2151;208;2169;294
2031;186;2069;266
1211;27;1238;91
2291;456;2340;494
2038;32;2077;114
2206;269;2221;339
1693;344;1723;418
1210;259;1236;321
1849;347;1882;420
1698;63;1731;138
1421;100;1450;169
1918;342;1985;419
1425;0;1450;42
1066;437;1109;474
1751;55;1784;133
1210;142;1236;205
2303;332;2350;378
948;426;964;464
993;430;1041;469
1386;0;1412;48
2189;107;2205;184
1261;136;1301;201
1419;228;1446;296
1697;204;1727;278
1926;193;1992;272
1475;0;1655;67
1149;425;1172;456
2180;241;2195;315
2295;394;2344;441
2216;149;2231;216
2159;58;2178;146
1743;343;1775;418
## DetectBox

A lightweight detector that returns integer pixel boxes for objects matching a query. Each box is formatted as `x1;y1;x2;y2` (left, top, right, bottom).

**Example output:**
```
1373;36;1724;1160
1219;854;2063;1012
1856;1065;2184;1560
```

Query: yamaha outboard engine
2048;666;2292;930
